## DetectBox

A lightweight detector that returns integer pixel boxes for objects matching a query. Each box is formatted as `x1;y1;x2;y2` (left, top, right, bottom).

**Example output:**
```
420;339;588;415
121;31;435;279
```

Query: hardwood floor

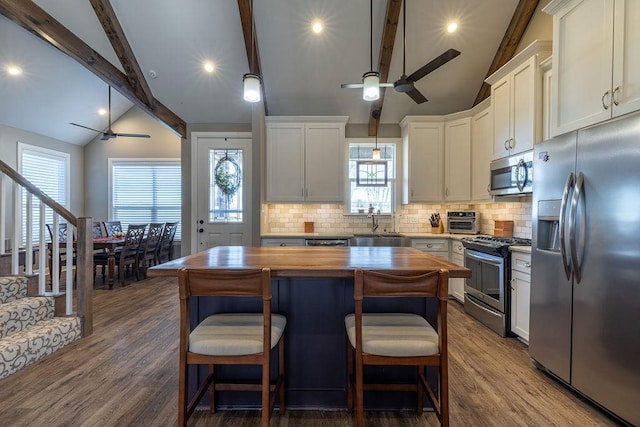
0;277;620;426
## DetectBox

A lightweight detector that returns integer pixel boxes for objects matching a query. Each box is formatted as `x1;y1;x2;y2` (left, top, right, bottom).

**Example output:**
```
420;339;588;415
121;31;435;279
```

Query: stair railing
0;159;92;336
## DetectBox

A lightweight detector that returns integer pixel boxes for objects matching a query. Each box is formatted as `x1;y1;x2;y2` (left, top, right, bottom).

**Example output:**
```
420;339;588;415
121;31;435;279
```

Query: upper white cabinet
471;102;493;201
486;41;551;159
444;117;471;201
401;118;444;203
266;117;347;202
544;0;640;136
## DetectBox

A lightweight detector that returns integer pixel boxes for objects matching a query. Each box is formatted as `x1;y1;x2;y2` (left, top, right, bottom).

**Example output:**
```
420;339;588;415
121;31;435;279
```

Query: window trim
17;142;71;245
108;157;181;238
344;137;402;216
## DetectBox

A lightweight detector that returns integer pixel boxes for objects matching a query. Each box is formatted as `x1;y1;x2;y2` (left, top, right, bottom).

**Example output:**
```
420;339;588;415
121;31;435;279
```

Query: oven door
447;219;477;234
464;249;505;312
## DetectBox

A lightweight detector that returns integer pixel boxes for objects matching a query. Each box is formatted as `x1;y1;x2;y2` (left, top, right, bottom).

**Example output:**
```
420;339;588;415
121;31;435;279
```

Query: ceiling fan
69;86;151;140
341;0;461;104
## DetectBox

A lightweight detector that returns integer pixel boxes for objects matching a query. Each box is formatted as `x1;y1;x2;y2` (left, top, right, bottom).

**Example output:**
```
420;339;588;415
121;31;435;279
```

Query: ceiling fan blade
341;83;364;89
69;122;102;133
405;87;428;104
379;83;395;87
113;133;151;138
406;49;461;83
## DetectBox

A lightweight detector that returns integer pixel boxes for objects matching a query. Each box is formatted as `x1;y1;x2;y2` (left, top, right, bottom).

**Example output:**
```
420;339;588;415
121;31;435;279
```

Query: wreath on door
214;155;241;197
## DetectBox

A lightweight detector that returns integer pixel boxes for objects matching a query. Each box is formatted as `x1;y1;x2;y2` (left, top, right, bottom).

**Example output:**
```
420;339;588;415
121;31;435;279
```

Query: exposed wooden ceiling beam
88;0;155;109
473;0;540;106
368;0;402;136
237;0;268;115
0;0;186;138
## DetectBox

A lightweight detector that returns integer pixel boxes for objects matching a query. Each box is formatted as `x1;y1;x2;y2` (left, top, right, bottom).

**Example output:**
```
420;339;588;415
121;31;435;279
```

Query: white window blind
110;160;181;239
19;144;70;244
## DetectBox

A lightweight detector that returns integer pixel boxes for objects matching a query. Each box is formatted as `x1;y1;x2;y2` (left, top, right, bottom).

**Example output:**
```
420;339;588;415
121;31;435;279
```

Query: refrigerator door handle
559;172;574;280
569;172;584;284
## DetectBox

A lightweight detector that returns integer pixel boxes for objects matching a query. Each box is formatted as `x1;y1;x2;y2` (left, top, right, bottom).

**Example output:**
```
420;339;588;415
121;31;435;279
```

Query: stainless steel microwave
490;150;533;196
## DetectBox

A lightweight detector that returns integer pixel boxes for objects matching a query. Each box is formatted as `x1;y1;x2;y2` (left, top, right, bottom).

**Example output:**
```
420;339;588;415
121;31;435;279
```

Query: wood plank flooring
0;277;621;426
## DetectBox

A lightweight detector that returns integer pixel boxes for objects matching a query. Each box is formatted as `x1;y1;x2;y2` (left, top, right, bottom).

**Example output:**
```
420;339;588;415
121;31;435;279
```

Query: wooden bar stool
177;267;286;427
345;268;450;427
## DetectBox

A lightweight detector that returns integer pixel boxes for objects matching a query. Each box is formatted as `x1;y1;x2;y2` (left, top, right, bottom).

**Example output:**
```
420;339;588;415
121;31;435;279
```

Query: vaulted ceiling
0;0;539;146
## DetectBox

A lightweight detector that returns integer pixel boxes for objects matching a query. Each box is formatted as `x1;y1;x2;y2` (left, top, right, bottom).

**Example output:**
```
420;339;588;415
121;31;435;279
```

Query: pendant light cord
402;0;406;76
250;0;254;74
370;0;373;71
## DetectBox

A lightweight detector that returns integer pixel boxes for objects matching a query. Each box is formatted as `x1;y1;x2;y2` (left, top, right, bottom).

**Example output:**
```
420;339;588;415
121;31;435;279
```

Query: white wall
83;106;182;223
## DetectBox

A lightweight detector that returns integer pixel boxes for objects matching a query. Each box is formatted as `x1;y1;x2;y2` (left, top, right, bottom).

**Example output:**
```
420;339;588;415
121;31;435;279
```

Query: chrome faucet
367;205;379;232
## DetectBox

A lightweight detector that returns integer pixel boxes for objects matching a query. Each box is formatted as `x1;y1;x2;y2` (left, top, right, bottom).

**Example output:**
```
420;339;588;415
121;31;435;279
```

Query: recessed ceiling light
203;61;215;73
98;108;107;116
447;22;458;33
6;65;22;76
311;20;323;34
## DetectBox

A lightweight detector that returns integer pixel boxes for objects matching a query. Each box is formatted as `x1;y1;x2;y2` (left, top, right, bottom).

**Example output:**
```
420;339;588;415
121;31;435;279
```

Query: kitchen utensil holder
432;220;444;234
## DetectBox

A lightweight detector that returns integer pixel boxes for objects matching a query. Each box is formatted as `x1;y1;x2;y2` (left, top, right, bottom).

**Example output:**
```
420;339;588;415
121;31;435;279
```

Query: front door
196;135;252;250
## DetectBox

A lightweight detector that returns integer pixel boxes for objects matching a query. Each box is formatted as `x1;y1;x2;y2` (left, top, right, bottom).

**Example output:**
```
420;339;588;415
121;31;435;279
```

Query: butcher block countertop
148;246;471;278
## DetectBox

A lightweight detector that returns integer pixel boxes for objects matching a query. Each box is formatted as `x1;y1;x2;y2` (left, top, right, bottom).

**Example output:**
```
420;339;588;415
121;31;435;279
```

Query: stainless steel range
461;236;531;337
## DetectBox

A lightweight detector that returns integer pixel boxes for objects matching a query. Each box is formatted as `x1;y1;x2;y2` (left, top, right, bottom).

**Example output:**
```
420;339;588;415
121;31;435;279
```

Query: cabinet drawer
451;241;465;256
511;251;531;274
261;238;305;247
411;239;449;253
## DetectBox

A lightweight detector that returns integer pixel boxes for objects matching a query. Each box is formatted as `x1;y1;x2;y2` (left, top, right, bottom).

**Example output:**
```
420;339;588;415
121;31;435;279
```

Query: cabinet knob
602;90;611;110
509;138;514;149
427;243;433;248
524;262;531;268
504;140;509;151
280;243;287;247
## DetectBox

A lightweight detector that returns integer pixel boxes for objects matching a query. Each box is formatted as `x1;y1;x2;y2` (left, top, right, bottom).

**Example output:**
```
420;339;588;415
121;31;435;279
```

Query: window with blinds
110;160;181;239
18;143;70;245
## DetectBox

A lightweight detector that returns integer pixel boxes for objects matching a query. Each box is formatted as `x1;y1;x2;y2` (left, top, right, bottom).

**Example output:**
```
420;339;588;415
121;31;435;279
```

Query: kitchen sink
350;233;408;247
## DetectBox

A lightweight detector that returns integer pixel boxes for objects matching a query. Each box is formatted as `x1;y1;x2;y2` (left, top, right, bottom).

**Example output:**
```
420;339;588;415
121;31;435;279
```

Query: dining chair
45;222;76;284
103;221;122;237
116;224;146;286
345;268;450;427
138;223;164;278
177;267;286;427
155;221;178;264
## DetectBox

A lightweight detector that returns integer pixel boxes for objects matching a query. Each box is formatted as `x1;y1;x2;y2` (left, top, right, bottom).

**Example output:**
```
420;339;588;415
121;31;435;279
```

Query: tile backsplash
262;196;532;239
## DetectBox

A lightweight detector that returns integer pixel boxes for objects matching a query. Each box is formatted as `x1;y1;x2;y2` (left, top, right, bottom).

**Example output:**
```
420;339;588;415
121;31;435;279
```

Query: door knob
198;228;204;233
199;220;204;224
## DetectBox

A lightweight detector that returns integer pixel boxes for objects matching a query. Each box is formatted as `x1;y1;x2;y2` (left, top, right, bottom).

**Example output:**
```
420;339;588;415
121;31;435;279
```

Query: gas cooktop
461;235;531;257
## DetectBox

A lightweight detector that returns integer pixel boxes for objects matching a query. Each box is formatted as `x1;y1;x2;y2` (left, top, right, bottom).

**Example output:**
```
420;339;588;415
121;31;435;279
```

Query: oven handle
558;172;574;280
465;250;503;266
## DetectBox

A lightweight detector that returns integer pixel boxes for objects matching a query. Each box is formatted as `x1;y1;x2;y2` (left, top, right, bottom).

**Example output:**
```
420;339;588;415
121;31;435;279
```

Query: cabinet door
511;58;536;155
551;0;614;136
445;118;471;201
612;0;640;117
406;123;444;202
305;124;344;202
511;270;531;342
266;124;305;201
471;107;493;201
450;243;465;303
492;76;511;159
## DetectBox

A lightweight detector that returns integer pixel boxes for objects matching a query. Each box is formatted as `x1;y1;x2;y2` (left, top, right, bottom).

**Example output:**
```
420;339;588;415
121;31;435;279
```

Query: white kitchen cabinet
401;118;444;203
510;251;531;342
411;239;450;261
444;117;471;202
261;237;306;247
544;0;640;137
266;117;347;202
471;103;493;201
486;41;551;159
541;57;553;141
449;240;466;303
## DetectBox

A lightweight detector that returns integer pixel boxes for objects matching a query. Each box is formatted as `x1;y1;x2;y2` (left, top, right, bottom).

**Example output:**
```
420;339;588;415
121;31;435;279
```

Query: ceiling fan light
362;71;380;101
243;73;262;103
372;147;381;159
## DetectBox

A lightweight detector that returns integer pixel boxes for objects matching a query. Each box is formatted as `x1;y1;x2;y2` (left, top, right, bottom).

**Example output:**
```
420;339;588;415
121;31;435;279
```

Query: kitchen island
149;246;470;409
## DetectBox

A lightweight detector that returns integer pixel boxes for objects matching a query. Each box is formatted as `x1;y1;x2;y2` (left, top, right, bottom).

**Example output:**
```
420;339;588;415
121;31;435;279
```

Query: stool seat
190;313;287;356
345;313;438;357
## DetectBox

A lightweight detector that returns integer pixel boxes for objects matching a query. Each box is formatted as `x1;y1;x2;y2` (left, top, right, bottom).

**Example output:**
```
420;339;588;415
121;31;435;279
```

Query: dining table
148;245;471;410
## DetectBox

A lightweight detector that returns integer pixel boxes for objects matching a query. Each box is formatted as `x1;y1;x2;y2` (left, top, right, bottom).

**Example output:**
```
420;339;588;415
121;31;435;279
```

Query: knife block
431;220;444;234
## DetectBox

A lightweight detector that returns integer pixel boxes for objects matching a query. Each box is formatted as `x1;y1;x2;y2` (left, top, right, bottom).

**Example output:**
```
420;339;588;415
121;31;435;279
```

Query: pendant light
243;0;262;103
372;109;381;159
362;0;380;101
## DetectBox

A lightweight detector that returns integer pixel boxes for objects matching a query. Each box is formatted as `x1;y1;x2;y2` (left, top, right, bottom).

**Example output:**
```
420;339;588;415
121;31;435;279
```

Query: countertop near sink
261;232;477;240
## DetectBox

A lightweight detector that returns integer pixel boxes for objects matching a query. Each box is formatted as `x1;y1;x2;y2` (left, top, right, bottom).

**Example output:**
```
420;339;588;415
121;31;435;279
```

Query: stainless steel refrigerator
531;113;640;425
